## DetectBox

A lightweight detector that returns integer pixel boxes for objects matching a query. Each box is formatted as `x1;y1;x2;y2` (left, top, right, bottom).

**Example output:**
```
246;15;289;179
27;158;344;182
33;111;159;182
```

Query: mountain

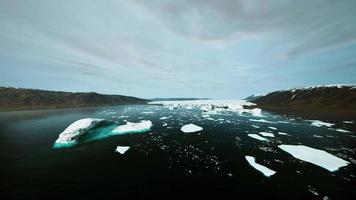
244;94;265;101
249;84;356;116
0;87;148;111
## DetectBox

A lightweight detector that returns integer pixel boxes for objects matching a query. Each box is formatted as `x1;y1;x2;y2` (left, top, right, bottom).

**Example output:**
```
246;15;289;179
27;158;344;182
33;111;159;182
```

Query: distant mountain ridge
249;84;356;114
0;87;148;111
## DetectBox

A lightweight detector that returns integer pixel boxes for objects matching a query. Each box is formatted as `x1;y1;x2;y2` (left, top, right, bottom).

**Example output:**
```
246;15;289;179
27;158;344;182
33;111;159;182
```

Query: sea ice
248;134;269;141
258;132;275;137
181;124;203;133
115;146;130;154
112;120;153;134
245;156;276;177
278;145;350;172
55;118;105;144
309;120;334;127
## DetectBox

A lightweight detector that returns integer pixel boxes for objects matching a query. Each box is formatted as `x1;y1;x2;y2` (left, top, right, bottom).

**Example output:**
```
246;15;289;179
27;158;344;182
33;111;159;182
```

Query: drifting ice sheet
181;124;203;133
112;120;152;134
55;118;105;144
245;156;276;177
258;132;275;137
278;145;350;172
248;134;269;141
115;146;130;154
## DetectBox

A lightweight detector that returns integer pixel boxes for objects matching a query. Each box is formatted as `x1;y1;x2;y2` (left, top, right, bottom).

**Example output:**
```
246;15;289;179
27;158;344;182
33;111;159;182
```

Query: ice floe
115;146;130;154
335;129;351;133
278;132;288;136
112;120;153;134
268;126;277;130
248;134;269;141
278;145;350;172
309;120;334;127
55;118;105;145
181;124;203;133
249;119;276;124
258;132;275;137
245;156;276;177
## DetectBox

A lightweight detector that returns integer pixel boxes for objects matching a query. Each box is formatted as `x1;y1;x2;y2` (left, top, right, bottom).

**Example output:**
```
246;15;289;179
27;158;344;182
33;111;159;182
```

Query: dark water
0;105;355;200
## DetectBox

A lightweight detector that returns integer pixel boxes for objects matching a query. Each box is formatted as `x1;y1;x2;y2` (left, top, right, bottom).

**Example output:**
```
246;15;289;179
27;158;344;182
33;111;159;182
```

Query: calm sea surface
0;105;355;199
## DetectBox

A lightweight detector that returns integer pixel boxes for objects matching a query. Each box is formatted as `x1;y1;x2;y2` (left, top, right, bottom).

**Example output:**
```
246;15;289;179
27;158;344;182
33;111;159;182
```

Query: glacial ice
112;120;153;134
278;145;350;172
181;124;203;133
245;156;276;177
55;118;105;145
248;134;269;141
309;120;334;127
258;132;275;137
115;146;130;154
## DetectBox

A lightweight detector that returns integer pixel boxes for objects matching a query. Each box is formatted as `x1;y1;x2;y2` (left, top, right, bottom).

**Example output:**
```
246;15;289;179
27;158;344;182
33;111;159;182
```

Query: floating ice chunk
252;125;260;129
142;111;155;114
277;121;291;124
248;134;269;141
181;124;203;133
245;156;276;177
250;108;263;117
313;135;323;138
258;132;275;137
309;120;334;127
268;127;277;130
160;116;171;120
335;129;350;133
278;145;350;172
278;132;288;136
115;146;130;154
249;119;276;124
55;118;105;145
343;121;353;124
112;120;153;134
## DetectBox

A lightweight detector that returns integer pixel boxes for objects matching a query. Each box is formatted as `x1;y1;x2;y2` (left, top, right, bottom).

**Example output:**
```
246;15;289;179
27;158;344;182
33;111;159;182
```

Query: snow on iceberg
181;124;203;133
258;132;275;137
115;146;130;154
245;156;276;177
278;145;350;172
112;120;153;134
248;134;269;141
309;120;334;127
55;118;105;145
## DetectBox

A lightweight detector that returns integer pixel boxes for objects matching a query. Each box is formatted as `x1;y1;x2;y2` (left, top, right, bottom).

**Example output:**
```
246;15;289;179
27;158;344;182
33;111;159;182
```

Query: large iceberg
245;156;276;177
181;124;203;133
112;120;152;134
55;118;105;145
278;145;350;172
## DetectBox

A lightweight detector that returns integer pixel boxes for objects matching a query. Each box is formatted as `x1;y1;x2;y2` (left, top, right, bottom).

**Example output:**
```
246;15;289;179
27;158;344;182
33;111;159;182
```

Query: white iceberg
309;120;334;127
245;156;276;177
181;124;203;133
55;118;105;144
248;134;269;141
249;119;276;124
112;120;153;134
258;132;275;137
278;145;350;172
115;146;130;154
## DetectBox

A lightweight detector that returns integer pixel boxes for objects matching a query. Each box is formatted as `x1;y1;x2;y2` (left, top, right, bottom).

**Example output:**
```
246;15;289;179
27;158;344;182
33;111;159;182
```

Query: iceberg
181;124;203;133
115;146;130;154
248;134;269;141
245;156;276;177
258;132;275;137
278;145;350;172
309;120;334;127
112;120;153;134
55;118;105;145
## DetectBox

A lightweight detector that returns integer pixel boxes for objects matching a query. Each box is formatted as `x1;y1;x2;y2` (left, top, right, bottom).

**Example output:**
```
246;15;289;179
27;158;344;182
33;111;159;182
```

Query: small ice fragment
249;119;276;124
160;116;170;120
115;146;130;154
278;132;288;135
335;129;350;133
343;121;353;124
245;156;276;177
181;124;203;133
112;120;153;134
309;120;334;127
278;145;350;172
258;132;275;137
313;135;323;138
142;111;155;114
248;134;269;141
277;121;291;124
252;125;260;129
268;127;277;130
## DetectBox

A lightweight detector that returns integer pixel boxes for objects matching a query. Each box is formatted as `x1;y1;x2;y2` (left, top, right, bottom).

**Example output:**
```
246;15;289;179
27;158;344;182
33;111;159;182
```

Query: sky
0;0;356;99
